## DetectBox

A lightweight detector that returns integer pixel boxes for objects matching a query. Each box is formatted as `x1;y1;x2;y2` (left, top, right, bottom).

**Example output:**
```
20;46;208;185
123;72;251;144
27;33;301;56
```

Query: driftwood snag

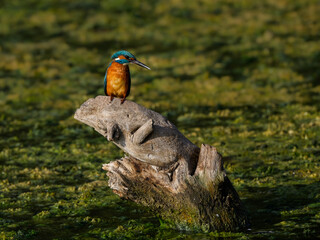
74;96;249;231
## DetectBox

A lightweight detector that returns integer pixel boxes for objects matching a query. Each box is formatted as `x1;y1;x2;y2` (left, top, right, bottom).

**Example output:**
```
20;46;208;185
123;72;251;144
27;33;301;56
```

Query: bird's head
111;50;151;70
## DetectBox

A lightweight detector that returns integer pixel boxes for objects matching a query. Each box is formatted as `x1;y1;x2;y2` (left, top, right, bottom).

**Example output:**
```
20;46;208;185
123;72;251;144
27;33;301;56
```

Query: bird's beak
131;60;151;70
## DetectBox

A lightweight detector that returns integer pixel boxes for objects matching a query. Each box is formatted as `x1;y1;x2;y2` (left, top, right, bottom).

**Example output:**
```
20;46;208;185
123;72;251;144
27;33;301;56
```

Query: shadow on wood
74;96;249;231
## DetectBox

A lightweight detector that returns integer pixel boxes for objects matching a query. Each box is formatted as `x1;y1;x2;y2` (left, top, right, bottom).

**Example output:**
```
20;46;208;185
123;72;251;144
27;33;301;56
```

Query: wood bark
74;96;249;231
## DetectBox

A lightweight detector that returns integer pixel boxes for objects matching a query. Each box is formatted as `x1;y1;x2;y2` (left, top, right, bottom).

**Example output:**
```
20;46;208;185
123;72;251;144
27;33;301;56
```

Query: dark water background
0;0;319;239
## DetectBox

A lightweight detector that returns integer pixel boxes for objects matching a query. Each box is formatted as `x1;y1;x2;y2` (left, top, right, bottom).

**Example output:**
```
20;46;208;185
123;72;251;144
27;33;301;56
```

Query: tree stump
74;96;249;231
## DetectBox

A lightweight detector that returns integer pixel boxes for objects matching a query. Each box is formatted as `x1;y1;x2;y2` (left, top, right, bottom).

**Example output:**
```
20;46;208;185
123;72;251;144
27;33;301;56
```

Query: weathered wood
74;96;249;231
75;96;199;173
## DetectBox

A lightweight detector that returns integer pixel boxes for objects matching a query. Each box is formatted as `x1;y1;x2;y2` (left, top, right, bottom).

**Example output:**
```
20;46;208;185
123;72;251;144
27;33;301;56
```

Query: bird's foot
121;97;126;104
110;96;114;103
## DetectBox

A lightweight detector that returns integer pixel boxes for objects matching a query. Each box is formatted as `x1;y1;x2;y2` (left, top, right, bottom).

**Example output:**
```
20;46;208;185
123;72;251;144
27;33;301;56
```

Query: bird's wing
104;62;112;96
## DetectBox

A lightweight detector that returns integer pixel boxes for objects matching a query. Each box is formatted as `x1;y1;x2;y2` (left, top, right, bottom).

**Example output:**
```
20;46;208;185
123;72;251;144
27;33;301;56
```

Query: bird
104;50;151;104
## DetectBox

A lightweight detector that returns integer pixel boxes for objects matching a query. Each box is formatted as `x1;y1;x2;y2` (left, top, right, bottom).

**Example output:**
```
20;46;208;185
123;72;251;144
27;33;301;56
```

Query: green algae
0;0;320;239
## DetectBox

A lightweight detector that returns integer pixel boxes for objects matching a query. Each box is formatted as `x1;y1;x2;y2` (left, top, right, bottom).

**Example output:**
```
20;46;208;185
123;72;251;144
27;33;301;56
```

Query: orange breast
106;62;130;98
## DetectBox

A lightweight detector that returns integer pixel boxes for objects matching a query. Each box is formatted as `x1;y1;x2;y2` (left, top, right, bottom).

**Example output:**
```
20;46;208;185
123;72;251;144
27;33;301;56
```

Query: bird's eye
125;55;129;59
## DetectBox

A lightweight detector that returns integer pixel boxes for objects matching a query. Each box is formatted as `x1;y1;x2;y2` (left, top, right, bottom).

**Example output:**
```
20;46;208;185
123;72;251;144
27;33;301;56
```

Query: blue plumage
115;59;130;64
104;62;112;96
111;50;136;60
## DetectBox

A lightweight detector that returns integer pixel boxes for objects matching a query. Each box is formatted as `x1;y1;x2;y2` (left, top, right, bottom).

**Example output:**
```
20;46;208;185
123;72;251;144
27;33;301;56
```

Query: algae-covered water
0;0;320;239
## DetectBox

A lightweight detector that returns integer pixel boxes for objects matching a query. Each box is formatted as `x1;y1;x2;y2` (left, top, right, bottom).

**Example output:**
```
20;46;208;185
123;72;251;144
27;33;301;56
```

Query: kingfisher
104;50;151;104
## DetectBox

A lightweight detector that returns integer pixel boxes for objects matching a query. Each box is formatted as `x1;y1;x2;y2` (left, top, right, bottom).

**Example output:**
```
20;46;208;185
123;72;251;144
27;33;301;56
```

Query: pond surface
0;0;319;239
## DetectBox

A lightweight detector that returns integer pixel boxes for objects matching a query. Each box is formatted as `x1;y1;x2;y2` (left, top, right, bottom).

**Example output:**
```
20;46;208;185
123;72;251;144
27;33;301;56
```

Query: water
0;0;319;239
